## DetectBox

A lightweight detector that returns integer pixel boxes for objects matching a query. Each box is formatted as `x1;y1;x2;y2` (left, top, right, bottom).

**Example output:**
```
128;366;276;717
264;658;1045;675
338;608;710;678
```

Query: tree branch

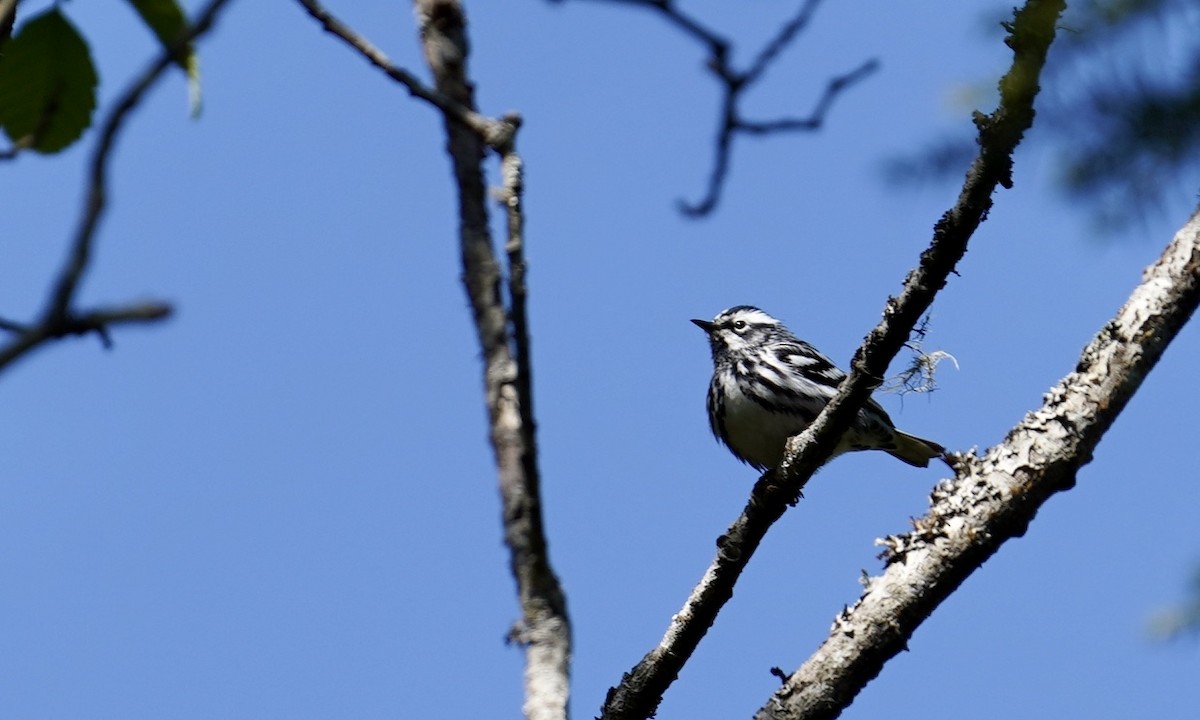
759;205;1200;720
408;3;570;720
293;0;511;144
552;0;875;216
735;59;881;135
679;56;878;216
0;302;172;367
296;4;560;714
598;1;1066;718
0;0;234;373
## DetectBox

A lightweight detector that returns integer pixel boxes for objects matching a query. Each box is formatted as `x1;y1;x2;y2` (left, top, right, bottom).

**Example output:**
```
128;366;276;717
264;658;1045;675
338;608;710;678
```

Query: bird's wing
771;341;846;390
771;341;897;425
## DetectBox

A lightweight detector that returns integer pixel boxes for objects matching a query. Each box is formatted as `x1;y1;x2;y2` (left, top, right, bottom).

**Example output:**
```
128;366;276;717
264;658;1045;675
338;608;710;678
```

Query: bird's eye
732;320;747;331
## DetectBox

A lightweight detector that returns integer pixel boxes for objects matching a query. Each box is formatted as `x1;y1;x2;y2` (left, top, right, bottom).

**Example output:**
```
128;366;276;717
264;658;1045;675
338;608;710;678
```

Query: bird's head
691;305;787;359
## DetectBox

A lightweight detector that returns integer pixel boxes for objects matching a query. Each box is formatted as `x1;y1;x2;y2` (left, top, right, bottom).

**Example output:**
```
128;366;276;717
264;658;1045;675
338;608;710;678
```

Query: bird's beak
691;318;714;333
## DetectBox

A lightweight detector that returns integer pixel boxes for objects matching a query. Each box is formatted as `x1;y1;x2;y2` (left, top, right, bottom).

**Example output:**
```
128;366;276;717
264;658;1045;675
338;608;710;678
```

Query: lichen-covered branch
758;206;1200;720
598;2;1065;718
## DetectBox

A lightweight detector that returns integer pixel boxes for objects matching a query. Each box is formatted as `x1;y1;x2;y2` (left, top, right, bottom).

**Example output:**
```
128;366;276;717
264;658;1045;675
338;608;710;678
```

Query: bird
692;305;946;471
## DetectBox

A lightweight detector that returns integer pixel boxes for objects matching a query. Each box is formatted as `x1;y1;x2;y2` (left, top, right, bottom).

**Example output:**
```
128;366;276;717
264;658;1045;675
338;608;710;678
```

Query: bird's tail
888;430;948;469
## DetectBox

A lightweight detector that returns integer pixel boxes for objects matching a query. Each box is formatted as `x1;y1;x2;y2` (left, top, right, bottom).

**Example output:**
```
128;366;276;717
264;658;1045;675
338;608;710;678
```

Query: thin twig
557;0;728;61
0;316;29;333
736;59;881;135
294;0;512;145
681;57;878;216
0;302;172;369
662;0;876;216
46;0;231;324
555;0;875;216
644;0;729;61
743;0;822;82
0;0;232;373
598;1;1066;718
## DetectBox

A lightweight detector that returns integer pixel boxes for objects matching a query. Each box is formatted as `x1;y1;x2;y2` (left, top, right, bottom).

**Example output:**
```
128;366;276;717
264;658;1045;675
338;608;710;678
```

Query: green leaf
126;0;202;116
0;9;98;153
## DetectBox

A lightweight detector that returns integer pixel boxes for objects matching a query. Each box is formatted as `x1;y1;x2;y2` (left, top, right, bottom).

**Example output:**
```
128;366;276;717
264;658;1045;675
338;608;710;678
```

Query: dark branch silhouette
552;0;877;216
295;0;512;144
681;57;878;217
0;0;234;372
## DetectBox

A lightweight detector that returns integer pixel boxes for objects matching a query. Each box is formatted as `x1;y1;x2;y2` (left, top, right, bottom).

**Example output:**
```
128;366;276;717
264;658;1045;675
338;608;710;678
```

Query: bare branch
643;0;729;61
0;301;172;369
735;59;881;135
598;1;1066;718
558;0;729;63
682;58;878;216
409;2;570;720
672;0;877;217
293;0;511;143
296;4;559;716
557;0;875;216
759;206;1200;720
48;0;231;324
0;0;233;373
742;0;823;83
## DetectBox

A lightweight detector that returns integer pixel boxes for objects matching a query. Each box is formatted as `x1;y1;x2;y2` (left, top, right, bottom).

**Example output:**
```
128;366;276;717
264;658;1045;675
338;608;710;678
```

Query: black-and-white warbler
692;306;946;471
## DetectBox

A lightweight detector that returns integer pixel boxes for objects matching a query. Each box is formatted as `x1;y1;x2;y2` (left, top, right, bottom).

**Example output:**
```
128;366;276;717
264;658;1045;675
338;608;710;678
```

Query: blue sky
3;1;1198;718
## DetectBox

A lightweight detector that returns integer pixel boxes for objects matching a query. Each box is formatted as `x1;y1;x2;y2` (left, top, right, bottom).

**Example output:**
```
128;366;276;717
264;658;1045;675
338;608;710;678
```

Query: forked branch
552;0;877;216
294;2;570;719
0;0;234;372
